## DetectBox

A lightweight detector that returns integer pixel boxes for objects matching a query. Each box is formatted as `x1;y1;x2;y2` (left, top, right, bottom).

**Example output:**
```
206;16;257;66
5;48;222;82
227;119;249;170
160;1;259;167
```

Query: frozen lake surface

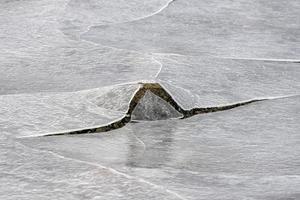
0;0;299;199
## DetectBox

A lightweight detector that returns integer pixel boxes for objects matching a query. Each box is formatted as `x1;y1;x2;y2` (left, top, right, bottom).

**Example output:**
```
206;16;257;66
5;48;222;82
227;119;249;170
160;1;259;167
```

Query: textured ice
19;96;300;200
1;0;299;199
60;0;172;38
0;0;161;95
0;84;139;137
156;55;300;108
0;138;181;200
82;0;300;59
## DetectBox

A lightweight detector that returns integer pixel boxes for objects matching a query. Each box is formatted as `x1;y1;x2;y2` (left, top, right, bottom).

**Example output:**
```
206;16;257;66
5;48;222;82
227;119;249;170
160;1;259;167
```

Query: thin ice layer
60;0;172;38
0;84;139;137
0;137;180;200
156;55;300;109
21;96;300;200
0;0;162;95
83;0;300;59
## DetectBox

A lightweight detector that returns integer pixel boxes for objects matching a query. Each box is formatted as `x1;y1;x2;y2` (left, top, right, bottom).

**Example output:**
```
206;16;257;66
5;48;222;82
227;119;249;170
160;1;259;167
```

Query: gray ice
0;0;299;199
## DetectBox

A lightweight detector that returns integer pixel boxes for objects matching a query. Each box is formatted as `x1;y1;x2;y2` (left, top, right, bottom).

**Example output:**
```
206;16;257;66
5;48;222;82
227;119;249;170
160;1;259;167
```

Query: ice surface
156;55;300;108
19;96;300;200
83;0;300;59
0;137;181;200
0;0;161;95
0;84;139;137
0;0;299;199
60;0;172;38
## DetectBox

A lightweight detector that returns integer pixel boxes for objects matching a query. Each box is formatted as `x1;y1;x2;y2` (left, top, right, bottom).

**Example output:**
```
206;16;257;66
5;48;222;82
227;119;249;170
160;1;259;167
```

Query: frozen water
19;96;300;200
0;0;161;95
83;0;300;59
0;84;139;137
0;137;181;200
157;55;300;108
0;0;299;199
60;0;173;38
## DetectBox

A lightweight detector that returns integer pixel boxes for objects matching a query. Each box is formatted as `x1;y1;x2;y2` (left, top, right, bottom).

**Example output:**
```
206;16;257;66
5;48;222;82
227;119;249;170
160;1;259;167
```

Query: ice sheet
20;96;300;200
0;84;139;137
82;0;300;59
60;0;173;38
156;55;300;108
0;0;163;95
1;0;299;199
0;137;181;200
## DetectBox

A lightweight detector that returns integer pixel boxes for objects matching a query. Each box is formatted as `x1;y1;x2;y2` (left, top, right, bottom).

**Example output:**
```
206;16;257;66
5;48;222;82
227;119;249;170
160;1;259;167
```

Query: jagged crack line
147;53;300;63
19;116;128;138
36;83;300;137
130;132;146;152
79;0;176;43
184;94;300;118
215;57;300;63
16;141;186;200
130;0;176;23
152;56;163;78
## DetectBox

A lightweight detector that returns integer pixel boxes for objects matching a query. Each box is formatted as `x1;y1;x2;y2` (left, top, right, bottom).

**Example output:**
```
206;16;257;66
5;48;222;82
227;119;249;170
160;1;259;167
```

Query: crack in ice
79;0;176;44
30;82;300;137
152;56;163;78
130;132;147;152
215;56;300;63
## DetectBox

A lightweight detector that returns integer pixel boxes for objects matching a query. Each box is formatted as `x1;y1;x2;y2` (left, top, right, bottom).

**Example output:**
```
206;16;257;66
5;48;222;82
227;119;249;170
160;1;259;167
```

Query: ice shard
131;90;183;121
